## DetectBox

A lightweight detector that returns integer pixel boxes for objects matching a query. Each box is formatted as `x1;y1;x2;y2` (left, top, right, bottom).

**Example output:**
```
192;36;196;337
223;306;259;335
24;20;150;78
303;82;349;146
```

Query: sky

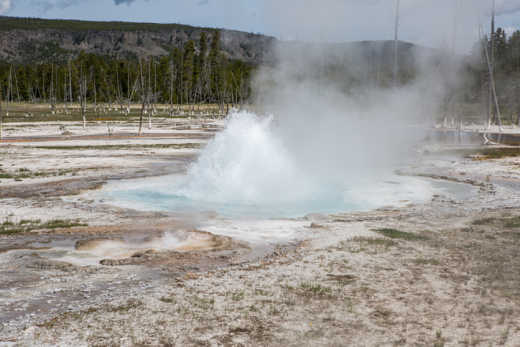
1;0;520;51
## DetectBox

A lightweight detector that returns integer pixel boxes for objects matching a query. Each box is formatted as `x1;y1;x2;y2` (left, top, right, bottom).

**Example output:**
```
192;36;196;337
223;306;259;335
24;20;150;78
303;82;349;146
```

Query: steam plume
178;0;476;213
495;0;520;16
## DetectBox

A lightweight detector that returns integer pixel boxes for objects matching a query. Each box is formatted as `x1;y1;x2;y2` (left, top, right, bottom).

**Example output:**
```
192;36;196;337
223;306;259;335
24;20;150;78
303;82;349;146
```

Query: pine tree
209;31;222;103
197;32;208;102
182;41;195;104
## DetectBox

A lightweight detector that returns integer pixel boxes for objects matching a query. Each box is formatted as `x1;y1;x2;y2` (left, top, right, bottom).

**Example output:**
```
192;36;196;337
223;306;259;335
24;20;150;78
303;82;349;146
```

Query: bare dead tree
153;58;157;116
488;0;496;128
50;64;56;114
169;60;175;117
0;82;3;140
115;63;124;114
68;59;73;113
393;0;400;87
480;24;502;131
6;65;12;118
148;58;152;129
12;67;21;103
91;69;97;114
137;59;148;136
127;63;131;116
79;64;88;129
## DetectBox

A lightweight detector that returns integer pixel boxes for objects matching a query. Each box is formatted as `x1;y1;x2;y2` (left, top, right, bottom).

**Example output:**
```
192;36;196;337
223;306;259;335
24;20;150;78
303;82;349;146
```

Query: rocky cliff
0;16;276;64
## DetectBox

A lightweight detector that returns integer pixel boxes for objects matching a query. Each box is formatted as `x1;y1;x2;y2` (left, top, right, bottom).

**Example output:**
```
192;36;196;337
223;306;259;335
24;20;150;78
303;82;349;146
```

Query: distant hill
0;16;448;108
0;16;440;71
0;16;276;64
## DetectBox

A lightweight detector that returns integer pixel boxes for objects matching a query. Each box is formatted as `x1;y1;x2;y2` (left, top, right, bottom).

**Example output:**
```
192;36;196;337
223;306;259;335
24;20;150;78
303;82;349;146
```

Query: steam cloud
263;0;520;52
180;0;474;212
495;0;520;16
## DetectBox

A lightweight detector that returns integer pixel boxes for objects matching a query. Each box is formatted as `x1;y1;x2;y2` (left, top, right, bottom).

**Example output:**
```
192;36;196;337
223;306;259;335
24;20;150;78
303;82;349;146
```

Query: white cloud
0;0;11;14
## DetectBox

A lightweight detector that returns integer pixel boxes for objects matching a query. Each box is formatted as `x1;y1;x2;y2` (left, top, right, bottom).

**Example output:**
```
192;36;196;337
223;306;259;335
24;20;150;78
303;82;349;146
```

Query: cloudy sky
1;0;520;50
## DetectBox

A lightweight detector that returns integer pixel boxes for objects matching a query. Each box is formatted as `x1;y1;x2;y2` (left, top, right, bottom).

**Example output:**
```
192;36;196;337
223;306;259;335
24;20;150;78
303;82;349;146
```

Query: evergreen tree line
0;31;253;106
471;27;520;120
487;28;520;72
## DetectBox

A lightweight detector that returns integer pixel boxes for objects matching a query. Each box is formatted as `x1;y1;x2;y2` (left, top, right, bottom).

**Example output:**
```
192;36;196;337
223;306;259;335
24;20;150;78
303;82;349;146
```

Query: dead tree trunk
93;76;97;114
127;63;131;116
169;61;174;117
68;60;73;113
0;83;3;140
393;0;400;87
488;0;496;127
138;60;147;136
50;64;57;114
116;63;123;114
79;65;87;129
13;67;21;103
148;59;152;130
481;24;502;131
7;65;12;119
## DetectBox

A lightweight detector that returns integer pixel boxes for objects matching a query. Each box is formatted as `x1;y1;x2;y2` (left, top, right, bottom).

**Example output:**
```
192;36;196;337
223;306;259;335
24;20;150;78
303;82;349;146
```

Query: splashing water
97;110;461;218
178;111;322;205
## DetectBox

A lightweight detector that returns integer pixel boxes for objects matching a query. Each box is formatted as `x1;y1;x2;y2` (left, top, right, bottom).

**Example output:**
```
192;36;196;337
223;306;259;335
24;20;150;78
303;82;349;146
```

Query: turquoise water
102;186;357;218
97;174;475;219
96;113;477;219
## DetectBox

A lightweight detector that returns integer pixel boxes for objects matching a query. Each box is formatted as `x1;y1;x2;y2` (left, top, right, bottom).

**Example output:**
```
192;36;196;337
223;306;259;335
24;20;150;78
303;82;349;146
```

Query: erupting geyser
99;107;455;218
99;24;475;218
178;111;322;205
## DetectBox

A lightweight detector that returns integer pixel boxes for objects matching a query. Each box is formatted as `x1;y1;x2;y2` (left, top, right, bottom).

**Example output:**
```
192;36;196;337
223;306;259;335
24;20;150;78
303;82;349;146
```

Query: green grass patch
504;217;520;228
188;296;215;310
472;217;497;226
474;148;520;160
298;282;334;298
373;228;429;241
41;219;87;229
0;168;81;180
0;219;87;235
413;258;441;266
349;237;398;248
471;216;520;228
159;297;176;304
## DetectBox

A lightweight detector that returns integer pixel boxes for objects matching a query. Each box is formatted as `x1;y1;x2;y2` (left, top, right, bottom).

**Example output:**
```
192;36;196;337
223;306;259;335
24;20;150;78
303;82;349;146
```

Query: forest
473;27;520;122
0;31;254;106
0;26;520;116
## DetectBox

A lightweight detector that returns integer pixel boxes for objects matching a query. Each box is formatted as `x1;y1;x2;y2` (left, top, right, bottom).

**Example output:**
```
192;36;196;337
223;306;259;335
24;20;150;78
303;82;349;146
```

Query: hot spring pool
92;112;476;219
94;173;476;219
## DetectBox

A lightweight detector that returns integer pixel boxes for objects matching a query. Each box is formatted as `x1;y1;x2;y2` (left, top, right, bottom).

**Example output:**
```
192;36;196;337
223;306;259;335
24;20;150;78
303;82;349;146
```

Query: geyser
98;108;471;218
98;11;475;219
178;111;321;205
